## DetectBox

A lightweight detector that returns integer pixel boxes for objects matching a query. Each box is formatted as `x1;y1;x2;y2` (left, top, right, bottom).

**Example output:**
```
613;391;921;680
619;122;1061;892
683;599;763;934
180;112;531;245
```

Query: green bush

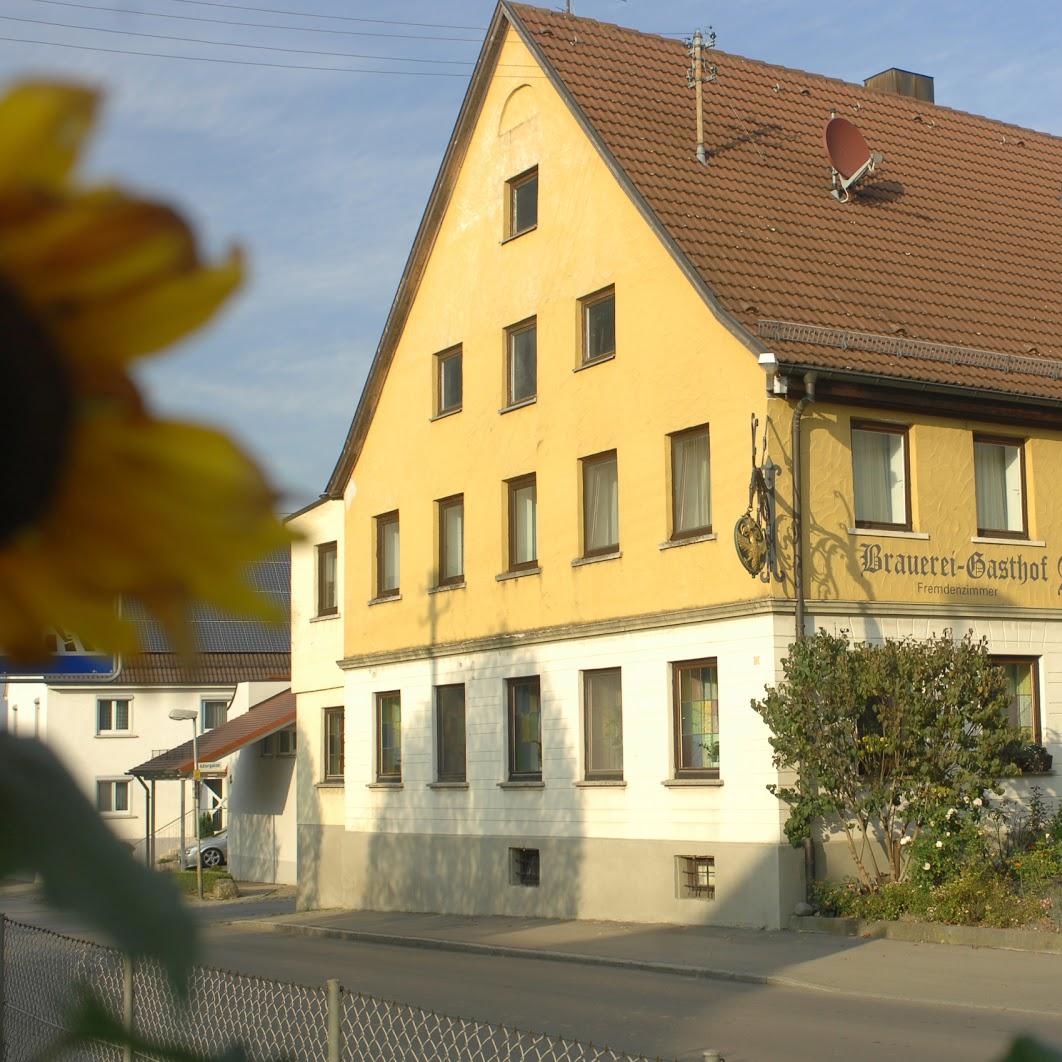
924;866;1043;928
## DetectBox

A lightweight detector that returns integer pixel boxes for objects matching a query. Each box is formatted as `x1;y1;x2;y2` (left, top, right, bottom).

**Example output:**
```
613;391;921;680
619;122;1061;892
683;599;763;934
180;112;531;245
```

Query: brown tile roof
129;689;295;778
113;652;290;687
509;4;1062;403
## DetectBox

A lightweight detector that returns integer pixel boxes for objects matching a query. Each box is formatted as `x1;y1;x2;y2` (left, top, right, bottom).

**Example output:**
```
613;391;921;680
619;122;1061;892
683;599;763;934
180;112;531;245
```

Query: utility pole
687;27;718;165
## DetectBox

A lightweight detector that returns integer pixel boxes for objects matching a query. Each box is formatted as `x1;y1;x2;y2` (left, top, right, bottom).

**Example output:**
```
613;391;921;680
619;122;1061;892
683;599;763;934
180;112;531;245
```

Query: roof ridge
508;1;1062;145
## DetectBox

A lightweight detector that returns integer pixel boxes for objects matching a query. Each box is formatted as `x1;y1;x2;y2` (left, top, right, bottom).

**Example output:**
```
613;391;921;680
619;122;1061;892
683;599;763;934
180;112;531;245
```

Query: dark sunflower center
0;282;75;545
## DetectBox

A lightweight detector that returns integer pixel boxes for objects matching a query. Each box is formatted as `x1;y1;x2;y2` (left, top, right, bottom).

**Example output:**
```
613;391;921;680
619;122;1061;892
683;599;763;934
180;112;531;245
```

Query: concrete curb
791;914;1062;954
237;918;769;986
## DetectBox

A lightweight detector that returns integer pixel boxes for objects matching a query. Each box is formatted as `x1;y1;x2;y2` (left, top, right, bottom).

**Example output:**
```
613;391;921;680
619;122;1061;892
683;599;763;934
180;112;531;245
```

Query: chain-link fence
0;917;668;1062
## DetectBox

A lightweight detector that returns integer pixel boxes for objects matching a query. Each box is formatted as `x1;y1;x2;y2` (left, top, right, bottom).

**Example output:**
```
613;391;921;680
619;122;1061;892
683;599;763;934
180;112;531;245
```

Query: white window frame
96;697;133;736
200;696;229;732
96;777;132;817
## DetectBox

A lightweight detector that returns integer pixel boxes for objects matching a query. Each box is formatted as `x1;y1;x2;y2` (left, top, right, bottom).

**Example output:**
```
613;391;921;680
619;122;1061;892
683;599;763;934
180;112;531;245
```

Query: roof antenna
686;27;717;165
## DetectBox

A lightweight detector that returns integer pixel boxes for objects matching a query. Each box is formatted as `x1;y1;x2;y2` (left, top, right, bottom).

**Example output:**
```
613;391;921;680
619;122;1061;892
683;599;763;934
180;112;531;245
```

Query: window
993;658;1041;743
507;167;538;238
583;668;623;780
509;847;540;886
507;474;538;571
673;660;719;777
437;495;465;586
435;346;462;416
375;511;400;598
677;856;715;900
670;426;711;539
580;286;615;365
506;319;537;406
323;708;344;781
276;726;296;757
376;691;402;782
852;421;910;530
97;779;130;815
581;450;619;557
97;698;131;734
507;676;542;781
974;435;1026;537
316;541;338;616
203;778;224;832
435;684;466;783
201;699;228;731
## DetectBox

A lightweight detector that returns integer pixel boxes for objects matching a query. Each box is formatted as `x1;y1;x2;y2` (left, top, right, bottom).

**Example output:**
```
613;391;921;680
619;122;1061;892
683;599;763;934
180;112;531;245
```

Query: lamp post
169;708;203;901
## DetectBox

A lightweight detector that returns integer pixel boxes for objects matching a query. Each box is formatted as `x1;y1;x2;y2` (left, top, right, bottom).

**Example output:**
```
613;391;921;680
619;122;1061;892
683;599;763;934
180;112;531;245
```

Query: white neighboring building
0;555;292;879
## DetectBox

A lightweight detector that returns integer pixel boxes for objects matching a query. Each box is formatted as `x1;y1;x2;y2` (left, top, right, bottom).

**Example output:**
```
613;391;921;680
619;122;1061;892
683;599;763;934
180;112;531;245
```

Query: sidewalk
241;907;1062;1018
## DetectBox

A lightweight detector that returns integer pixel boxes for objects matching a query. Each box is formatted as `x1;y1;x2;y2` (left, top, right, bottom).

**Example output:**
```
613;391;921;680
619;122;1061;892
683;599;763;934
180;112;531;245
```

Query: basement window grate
509;847;540;887
677;855;715;900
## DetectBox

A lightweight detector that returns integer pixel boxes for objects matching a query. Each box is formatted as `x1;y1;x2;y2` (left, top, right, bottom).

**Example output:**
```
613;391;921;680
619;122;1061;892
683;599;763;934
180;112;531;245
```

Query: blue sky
3;0;1060;509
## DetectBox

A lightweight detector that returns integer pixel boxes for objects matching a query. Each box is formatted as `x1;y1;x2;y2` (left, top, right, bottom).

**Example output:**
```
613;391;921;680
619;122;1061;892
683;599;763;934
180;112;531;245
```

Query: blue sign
1;631;119;683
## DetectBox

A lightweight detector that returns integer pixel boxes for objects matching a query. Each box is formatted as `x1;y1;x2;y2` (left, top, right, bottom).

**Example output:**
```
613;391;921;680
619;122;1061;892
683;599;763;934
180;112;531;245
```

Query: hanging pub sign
734;414;780;580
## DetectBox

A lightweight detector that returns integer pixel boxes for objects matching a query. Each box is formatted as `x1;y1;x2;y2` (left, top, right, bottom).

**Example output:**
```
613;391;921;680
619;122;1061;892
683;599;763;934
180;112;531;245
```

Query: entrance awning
129;689;294;780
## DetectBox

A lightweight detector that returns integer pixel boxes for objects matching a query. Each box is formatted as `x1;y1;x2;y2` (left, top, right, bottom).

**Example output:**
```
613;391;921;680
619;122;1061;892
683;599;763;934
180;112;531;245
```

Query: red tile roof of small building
113;651;290;687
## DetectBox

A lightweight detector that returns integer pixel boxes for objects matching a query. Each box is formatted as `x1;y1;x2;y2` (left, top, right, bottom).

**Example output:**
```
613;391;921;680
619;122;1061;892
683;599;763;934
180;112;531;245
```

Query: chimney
864;68;934;103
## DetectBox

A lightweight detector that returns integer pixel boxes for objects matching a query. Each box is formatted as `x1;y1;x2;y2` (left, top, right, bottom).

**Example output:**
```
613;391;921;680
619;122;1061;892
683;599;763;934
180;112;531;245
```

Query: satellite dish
823;116;883;201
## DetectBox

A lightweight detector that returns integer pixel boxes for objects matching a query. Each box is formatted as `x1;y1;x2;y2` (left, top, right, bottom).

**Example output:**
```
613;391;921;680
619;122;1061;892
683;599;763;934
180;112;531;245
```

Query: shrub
924;866;1043;929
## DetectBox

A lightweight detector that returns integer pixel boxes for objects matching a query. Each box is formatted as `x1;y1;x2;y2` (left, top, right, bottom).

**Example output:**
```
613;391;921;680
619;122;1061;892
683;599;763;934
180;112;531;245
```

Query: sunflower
0;81;291;658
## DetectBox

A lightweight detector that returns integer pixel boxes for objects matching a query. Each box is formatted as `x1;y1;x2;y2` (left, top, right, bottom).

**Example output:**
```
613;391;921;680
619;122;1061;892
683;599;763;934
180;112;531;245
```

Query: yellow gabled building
290;3;1062;927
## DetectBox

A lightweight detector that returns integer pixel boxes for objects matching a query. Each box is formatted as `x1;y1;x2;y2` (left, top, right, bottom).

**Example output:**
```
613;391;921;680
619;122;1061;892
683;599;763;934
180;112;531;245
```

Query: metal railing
0;917;668;1061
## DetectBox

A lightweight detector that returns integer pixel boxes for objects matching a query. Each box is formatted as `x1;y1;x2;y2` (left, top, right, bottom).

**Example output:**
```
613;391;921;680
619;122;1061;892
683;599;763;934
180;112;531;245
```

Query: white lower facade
297;600;1062;928
300;610;804;929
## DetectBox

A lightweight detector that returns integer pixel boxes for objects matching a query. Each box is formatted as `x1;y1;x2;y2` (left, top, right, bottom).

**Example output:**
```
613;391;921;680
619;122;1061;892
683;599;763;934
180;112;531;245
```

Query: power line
161;0;486;32
30;0;484;41
1;13;539;65
0;31;547;77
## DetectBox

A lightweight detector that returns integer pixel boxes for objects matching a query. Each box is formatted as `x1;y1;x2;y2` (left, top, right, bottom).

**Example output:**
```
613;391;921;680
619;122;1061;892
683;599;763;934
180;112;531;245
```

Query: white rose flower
923;862;931;871
973;797;983;807
935;840;944;848
946;808;956;819
899;836;911;846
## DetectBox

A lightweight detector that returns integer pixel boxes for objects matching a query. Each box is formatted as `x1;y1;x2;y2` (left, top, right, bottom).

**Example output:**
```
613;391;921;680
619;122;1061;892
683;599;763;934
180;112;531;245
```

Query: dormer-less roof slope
509;3;1062;403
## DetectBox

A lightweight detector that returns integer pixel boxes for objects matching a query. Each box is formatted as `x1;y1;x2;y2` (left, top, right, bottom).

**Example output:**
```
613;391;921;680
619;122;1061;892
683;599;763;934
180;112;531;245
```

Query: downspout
134;776;151;868
791;372;817;643
790;371;817;904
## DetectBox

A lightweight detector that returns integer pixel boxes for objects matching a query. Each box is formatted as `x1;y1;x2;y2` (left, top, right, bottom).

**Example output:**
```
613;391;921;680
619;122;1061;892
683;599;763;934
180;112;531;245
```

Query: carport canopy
129;689;295;780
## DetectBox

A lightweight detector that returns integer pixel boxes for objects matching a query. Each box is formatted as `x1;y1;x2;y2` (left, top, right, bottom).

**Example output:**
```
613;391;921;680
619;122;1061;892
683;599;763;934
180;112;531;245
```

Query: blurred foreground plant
0;76;291;1047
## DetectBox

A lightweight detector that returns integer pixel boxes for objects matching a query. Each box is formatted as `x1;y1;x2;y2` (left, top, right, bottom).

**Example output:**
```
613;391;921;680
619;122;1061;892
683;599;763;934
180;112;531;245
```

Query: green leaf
0;733;196;986
997;1035;1062;1062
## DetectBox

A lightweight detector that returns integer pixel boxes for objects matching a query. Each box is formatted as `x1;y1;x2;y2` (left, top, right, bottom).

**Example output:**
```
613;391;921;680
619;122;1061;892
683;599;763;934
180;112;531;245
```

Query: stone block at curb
790;914;1062;954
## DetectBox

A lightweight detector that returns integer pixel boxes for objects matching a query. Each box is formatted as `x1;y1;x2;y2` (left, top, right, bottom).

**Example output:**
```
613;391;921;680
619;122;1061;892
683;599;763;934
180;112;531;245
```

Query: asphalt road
4;886;1062;1062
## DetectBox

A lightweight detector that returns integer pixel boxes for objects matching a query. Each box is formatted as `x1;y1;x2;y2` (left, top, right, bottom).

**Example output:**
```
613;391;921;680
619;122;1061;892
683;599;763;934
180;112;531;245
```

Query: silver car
184;831;227;869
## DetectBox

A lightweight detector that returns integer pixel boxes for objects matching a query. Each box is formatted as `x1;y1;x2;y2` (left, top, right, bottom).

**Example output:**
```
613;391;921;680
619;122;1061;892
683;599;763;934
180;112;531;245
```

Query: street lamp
169;707;204;901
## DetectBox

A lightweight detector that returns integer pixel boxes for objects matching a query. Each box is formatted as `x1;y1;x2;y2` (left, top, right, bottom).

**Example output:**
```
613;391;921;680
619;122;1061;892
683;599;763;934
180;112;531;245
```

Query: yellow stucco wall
794;400;1062;609
341;28;771;657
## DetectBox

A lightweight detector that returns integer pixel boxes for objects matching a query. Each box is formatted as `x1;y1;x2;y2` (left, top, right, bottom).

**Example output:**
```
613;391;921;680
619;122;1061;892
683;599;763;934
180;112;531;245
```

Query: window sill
659;532;716;550
99;812;136;819
846;527;929;540
310;612;341;623
573;779;627;788
573;352;615;373
662;778;724;787
496;566;541;582
367;782;403;790
430;407;461;423
499;397;536;415
572;551;621;568
315;780;345;789
95;733;138;739
429;581;466;595
972;536;1045;547
368;593;401;606
428;781;470;790
500;225;537;245
498;780;545;789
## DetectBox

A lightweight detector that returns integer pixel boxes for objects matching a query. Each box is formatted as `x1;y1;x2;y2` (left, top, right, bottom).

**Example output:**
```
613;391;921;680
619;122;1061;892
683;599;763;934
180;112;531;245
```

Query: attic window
507;167;538;238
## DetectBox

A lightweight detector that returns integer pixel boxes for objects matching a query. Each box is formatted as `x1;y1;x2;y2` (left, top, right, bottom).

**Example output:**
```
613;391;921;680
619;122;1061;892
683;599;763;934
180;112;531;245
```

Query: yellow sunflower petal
1;189;196;305
0;82;98;194
57;247;244;364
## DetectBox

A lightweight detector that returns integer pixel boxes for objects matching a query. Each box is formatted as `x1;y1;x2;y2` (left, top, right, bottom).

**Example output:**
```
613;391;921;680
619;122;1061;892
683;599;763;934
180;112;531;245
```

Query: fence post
122;954;134;1062
1;913;6;1062
326;978;342;1062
